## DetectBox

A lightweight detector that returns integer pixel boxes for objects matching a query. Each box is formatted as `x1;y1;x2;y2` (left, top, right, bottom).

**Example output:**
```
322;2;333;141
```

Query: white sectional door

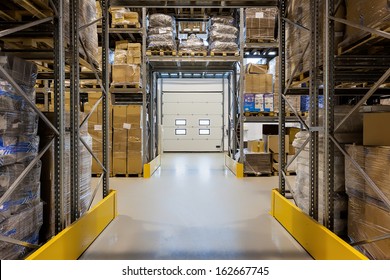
162;82;223;152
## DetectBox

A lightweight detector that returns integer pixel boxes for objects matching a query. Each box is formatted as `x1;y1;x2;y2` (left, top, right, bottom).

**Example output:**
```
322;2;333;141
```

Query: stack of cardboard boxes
268;57;301;114
85;93;113;175
112;105;143;175
244;64;274;113
112;41;141;87
245;8;277;42
345;111;390;259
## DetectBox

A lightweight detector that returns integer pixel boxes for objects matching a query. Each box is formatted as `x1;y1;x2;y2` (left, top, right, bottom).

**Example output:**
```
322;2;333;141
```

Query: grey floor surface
80;153;312;260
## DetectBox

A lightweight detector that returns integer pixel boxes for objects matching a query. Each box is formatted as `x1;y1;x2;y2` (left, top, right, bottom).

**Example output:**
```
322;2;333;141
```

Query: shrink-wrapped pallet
178;34;207;54
208;15;239;54
147;14;177;51
0;202;43;259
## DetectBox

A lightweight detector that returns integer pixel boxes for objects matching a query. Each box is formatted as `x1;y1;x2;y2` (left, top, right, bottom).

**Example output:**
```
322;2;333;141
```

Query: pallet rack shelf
0;0;111;258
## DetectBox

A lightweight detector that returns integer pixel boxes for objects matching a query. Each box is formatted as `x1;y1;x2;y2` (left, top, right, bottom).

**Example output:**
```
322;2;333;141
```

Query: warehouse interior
0;0;389;261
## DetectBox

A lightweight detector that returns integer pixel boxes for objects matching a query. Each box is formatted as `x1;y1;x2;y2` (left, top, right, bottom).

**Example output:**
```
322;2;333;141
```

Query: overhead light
269;51;277;55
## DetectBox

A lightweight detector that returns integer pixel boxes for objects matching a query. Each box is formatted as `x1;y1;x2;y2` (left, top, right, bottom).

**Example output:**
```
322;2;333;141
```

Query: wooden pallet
111;22;141;28
146;50;177;56
210;51;239;57
113;173;143;177
246;38;277;43
273;111;294;117
178;51;207;57
297;111;309;117
110;83;141;89
244;111;275;117
244;172;272;177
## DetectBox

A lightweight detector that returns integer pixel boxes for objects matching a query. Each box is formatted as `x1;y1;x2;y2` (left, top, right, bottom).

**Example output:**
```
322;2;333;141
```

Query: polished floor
80;153;311;260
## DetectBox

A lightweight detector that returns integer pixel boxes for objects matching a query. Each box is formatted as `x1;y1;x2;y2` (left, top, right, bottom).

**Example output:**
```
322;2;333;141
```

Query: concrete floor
81;153;311;260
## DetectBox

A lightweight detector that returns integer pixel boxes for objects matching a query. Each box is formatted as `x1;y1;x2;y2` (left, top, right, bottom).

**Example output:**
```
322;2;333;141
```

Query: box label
123;123;132;130
94;125;102;131
255;12;264;18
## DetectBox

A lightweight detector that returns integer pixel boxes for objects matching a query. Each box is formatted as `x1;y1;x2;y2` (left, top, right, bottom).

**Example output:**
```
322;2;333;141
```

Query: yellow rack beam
143;154;161;178
225;154;244;178
26;190;117;260
270;189;368;260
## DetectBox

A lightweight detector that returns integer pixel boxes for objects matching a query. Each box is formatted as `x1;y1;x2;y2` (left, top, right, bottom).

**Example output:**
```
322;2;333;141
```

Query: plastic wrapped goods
345;145;390;210
113;49;127;64
179;34;207;53
149;13;174;27
348;196;390;259
209;23;238;36
147;40;177;51
0;54;38;89
210;15;235;26
80;0;99;58
0;182;41;223
79;135;93;216
292;131;348;235
147;14;176;51
0;136;39;167
0;202;43;259
148;27;175;35
0;82;35;112
0;111;38;136
147;33;175;43
0;161;41;197
210;41;239;53
209;30;237;42
246;8;278;19
63;0;99;59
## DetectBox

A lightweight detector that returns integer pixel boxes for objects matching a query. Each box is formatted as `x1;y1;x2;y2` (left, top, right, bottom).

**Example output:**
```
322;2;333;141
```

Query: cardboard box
348;196;390;259
124;11;139;22
264;134;289;154
127;151;143;174
112;106;127;128
127;43;141;53
246;18;275;29
128;128;142;141
244;74;273;93
115;40;129;50
363;112;390;146
286;127;300;144
247;140;265;153
263;94;274;112
244;94;256;112
114;49;127;64
246;28;275;40
112;151;127;174
288;144;295;155
112;64;140;84
128;140;142;152
246;63;268;74
246;7;278;19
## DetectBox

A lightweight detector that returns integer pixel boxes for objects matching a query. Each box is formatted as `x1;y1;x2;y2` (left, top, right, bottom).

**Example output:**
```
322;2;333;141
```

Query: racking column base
26;190;117;260
270;189;367;260
143;155;161;178
225;154;244;178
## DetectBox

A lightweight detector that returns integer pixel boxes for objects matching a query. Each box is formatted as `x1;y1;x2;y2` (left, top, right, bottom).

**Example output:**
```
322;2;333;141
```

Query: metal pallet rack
278;0;390;245
114;0;280;171
0;0;110;255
